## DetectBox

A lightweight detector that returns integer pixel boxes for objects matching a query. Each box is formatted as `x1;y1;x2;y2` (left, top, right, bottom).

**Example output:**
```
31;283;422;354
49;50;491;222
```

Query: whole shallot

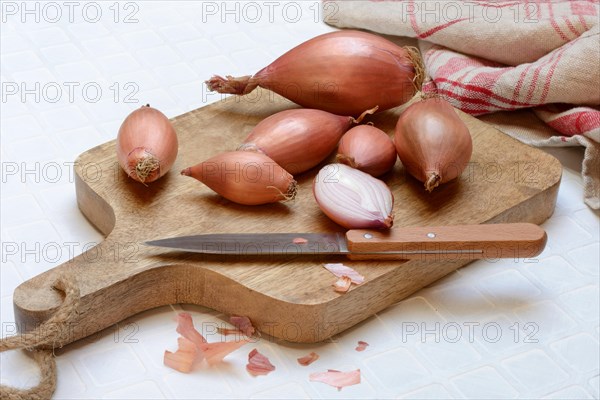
239;107;376;175
116;105;178;184
337;124;397;177
394;97;473;192
181;151;297;206
206;30;424;116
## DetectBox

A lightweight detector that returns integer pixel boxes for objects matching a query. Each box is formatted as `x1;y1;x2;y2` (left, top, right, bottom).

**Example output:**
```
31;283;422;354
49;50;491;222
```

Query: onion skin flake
309;369;361;391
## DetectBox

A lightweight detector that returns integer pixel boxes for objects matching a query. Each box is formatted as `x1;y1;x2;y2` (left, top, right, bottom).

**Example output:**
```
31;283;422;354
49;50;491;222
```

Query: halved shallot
182;151;297;205
239;108;376;175
206;30;423;116
394;97;473;192
116;105;178;184
313;164;394;229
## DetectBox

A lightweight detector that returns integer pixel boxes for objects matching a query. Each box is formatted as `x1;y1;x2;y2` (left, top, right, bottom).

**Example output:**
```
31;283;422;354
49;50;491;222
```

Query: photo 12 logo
1;1;139;24
400;321;539;344
1;81;140;104
198;1;338;24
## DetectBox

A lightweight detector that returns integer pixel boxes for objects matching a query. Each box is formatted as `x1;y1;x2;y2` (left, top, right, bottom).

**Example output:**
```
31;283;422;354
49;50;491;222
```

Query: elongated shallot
206;30;423;116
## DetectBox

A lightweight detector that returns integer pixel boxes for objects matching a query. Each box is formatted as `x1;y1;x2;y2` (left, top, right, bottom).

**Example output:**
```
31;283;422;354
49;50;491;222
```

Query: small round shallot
337;124;397;177
116;105;178;184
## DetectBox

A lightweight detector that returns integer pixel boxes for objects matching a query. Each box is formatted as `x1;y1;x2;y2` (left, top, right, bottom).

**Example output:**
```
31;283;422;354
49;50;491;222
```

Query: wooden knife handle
346;223;547;261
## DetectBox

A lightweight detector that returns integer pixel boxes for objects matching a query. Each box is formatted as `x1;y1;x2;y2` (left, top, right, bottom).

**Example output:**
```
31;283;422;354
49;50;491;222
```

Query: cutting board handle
11;235;213;348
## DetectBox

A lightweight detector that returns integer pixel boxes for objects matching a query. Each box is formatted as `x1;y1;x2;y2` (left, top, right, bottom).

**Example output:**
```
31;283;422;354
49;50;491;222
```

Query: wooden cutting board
13;92;562;344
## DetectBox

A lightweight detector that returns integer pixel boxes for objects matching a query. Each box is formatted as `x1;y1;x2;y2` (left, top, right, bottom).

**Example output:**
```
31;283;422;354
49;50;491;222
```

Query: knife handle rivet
427;232;436;238
363;233;373;239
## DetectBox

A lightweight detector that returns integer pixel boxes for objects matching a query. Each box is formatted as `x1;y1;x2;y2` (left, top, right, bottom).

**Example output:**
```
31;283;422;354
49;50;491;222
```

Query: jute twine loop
0;274;80;400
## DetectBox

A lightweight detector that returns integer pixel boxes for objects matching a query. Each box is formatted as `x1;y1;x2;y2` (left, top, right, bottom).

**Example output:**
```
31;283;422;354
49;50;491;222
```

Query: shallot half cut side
313;164;394;229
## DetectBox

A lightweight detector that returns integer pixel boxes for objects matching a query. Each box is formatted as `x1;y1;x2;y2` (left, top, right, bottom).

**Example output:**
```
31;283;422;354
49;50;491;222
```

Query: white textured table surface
1;2;598;399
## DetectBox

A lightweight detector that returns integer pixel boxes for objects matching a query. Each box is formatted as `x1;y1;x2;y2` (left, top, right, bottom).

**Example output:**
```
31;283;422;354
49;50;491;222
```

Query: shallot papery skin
164;312;249;372
176;312;206;347
202;340;250;366
309;369;361;391
394;97;473;192
116;105;178;184
337;125;397;177
163;337;197;373
206;30;423;116
297;352;320;366
230;315;255;337
181;151;297;206
238;109;355;175
246;349;276;376
355;341;369;352
313;164;394;229
324;263;365;285
333;276;353;293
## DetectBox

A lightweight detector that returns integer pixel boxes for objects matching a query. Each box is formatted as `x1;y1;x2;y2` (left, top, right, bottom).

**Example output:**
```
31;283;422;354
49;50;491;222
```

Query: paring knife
144;223;547;261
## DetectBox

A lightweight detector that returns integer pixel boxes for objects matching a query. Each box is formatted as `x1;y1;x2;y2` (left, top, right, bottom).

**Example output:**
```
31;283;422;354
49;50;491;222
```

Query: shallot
394;97;473;192
181;151;297;205
206;30;424;116
337;124;397;177
239;107;376;175
116;105;178;184
313;164;394;229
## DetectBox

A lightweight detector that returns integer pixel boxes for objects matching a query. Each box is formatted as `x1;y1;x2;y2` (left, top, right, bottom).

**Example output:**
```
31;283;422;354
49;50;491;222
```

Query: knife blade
144;223;547;261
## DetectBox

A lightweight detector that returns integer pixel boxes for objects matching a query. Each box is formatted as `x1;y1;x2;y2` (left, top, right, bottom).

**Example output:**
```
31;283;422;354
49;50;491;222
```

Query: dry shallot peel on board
144;223;547;261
